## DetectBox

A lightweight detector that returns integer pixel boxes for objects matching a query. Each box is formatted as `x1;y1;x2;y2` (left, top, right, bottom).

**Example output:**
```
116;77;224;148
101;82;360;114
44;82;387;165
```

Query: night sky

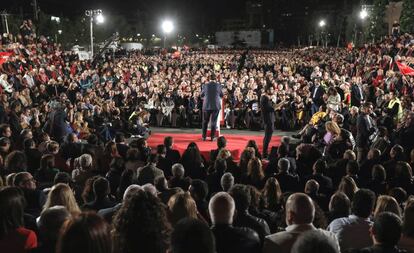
4;0;246;19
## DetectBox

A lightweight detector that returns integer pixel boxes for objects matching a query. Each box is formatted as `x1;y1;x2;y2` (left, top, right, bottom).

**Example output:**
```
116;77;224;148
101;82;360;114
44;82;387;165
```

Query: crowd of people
1;19;414;253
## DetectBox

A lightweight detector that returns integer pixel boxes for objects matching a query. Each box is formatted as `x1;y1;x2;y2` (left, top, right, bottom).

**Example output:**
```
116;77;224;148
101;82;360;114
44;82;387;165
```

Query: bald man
209;192;260;253
262;193;339;253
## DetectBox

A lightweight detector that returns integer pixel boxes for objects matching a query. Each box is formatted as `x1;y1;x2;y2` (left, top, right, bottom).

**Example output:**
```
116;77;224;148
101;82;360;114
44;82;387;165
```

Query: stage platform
146;127;293;161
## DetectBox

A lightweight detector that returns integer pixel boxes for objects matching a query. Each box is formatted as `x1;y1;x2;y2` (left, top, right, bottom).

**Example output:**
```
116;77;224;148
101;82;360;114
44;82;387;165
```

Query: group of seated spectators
2;20;414;253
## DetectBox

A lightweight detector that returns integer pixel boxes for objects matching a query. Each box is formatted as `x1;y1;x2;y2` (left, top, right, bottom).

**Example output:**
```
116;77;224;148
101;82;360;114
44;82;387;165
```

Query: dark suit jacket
211;224;261;253
356;114;372;148
166;148;181;164
260;95;275;125
310;85;325;107
351;84;364;107
201;82;223;110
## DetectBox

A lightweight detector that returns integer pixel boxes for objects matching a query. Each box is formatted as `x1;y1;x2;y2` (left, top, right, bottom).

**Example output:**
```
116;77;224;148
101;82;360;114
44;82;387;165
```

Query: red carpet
147;132;282;161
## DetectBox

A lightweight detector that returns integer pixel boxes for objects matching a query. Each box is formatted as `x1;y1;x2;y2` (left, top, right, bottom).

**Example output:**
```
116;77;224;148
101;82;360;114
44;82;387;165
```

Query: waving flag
0;52;12;65
396;61;414;76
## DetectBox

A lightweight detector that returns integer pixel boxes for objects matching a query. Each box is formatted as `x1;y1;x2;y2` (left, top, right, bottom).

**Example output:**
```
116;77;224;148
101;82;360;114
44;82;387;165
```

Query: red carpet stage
147;132;282;161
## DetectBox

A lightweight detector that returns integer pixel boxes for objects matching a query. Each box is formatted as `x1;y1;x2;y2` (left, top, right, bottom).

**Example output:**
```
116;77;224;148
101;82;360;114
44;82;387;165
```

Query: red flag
396;61;414;76
0;52;12;65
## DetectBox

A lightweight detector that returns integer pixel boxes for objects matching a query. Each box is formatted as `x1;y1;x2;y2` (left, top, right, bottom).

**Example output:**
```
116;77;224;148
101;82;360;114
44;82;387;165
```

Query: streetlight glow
359;9;368;20
58;29;62;34
162;20;174;34
319;20;326;28
96;14;104;24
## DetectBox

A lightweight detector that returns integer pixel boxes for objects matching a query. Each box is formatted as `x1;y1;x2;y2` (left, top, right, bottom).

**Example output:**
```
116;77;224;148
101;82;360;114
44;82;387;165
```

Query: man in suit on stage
201;73;223;141
260;88;275;158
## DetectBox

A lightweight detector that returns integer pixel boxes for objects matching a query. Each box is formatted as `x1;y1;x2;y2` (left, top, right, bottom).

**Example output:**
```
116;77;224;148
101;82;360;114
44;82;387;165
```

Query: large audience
1;19;414;253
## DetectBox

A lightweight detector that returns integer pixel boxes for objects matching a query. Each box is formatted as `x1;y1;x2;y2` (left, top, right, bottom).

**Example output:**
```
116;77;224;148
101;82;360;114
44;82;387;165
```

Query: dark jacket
233;211;271;244
211;224;261;253
201;82;223;111
260;95;275;125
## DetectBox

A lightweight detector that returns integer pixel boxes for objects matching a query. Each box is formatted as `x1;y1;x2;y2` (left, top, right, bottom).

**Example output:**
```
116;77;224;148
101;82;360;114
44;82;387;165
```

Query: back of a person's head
171;218;215;253
329;192;350;215
13;171;31;187
278;158;290;173
0;187;25;238
209;192;235;225
313;159;327;174
220;172;234;192
168;192;198;225
45;183;80;214
113;190;171;253
190;179;208;201
164;136;173;148
228;184;250;212
304;180;319;195
79;154;93;169
374;195;402;218
115;132;125;143
343;150;356;160
147;153;159;164
172;163;185;178
39;206;71;243
57;212;112;253
93;177;110;199
351;189;376;218
291;230;339;253
285;193;315;225
23;138;35;150
217;136;227;149
372;212;402;247
156;144;166;155
346;160;359;175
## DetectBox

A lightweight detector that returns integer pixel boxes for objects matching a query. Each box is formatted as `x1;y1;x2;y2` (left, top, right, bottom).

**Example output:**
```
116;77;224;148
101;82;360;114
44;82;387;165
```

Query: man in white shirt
263;193;339;253
327;189;376;251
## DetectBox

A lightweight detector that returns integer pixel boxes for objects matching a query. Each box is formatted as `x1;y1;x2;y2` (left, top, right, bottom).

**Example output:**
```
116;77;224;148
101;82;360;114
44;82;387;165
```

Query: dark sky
5;0;246;19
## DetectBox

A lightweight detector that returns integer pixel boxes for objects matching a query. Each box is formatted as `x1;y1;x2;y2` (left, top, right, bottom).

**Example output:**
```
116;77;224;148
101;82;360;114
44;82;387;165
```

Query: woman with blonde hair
167;192;201;226
324;121;341;145
43;183;80;215
337;176;358;201
373;195;402;218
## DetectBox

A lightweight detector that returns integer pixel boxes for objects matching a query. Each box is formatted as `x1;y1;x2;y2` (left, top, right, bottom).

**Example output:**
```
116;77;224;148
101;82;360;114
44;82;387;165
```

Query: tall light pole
85;9;104;58
161;20;174;48
318;19;326;47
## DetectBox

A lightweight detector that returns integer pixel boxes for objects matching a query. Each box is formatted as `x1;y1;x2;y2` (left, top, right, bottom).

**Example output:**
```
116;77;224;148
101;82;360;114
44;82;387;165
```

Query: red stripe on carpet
147;132;282;161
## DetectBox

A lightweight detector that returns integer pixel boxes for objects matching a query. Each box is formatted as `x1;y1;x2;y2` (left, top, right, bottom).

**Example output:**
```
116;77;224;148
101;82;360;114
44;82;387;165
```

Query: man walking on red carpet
201;73;223;141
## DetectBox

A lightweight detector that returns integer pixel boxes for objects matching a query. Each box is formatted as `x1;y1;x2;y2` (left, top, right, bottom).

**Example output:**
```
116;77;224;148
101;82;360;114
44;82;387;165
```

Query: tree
400;0;414;34
369;0;388;41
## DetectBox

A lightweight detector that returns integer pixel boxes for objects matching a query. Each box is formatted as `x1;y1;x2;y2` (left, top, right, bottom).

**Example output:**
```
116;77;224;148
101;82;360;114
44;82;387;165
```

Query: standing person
356;103;375;164
260;88;275;158
201;73;223;141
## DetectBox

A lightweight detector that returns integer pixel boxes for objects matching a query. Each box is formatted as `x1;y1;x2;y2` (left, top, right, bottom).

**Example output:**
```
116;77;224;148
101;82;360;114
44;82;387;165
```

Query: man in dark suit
351;80;365;107
201;74;223;141
305;159;333;196
310;80;325;115
260;88;275;158
356;103;375;164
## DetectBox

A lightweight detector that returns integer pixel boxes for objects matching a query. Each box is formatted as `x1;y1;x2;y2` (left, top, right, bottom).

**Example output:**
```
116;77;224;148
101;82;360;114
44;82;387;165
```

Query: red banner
0;52;12;65
396;61;414;76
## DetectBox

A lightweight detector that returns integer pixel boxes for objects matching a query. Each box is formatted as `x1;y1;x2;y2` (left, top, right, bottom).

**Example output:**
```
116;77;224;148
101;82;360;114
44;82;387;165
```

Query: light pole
359;9;368;45
85;9;104;58
1;11;10;34
318;19;326;47
161;20;174;48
